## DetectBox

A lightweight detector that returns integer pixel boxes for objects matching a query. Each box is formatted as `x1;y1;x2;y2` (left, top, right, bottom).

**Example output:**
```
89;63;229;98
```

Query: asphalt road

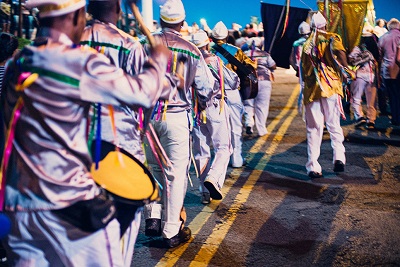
132;68;400;267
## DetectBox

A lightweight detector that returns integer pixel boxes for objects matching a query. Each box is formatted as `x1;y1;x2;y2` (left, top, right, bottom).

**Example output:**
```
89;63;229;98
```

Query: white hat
298;21;311;35
191;30;210;48
25;0;86;18
212;21;228;39
160;0;185;24
311;12;327;29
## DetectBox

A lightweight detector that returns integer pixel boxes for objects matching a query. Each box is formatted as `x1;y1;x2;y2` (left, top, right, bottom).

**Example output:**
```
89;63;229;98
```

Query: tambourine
90;141;160;206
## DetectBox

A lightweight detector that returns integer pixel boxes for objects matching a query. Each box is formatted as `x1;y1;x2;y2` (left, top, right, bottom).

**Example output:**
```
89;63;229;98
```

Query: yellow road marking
156;85;300;267
189;101;299;266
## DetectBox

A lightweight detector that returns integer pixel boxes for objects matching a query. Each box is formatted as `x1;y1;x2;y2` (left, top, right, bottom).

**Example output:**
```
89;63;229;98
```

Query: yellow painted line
156;85;300;267
189;102;299;266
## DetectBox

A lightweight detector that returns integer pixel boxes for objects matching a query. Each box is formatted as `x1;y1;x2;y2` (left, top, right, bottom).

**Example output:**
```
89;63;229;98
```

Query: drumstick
130;1;156;47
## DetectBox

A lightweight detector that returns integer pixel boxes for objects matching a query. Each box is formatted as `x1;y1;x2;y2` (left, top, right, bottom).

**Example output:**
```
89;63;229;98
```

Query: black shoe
145;218;162;237
355;117;366;127
246;126;253;135
333;160;345;172
308;171;323;178
366;122;375;130
164;227;192;248
204;178;223;200
201;192;211;205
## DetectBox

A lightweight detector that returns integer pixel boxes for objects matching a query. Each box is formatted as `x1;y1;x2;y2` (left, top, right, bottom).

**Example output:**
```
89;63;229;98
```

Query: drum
90;140;160;235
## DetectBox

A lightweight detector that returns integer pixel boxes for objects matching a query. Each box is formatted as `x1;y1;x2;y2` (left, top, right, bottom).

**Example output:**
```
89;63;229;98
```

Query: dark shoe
164;227;192;248
308;171;323;178
355;117;366;127
145;218;162;237
201;192;211;205
204;178;223;200
246;126;253;135
366;122;375;130
333;160;345;173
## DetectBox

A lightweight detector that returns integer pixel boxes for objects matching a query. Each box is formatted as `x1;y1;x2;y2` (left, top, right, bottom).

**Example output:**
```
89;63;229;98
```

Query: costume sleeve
80;49;168;109
192;55;215;106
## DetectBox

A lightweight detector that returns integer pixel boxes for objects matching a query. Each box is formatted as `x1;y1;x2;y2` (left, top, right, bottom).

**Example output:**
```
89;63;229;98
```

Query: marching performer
81;0;176;264
142;0;214;248
300;11;354;178
190;30;236;203
244;39;276;137
0;0;170;265
211;21;257;168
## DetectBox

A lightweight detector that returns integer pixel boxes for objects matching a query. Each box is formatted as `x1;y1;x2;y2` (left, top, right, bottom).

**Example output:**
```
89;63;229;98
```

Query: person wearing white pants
301;12;354;178
211;21;257;168
190;30;237;203
244;46;276;136
142;0;214;248
243;80;272;136
304;95;346;175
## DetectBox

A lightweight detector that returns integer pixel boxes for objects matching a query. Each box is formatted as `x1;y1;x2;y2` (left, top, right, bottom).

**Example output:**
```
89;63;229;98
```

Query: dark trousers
384;78;400;125
377;83;388;114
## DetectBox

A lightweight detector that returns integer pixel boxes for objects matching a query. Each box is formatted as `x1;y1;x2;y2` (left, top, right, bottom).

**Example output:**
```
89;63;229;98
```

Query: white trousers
304;94;346;173
3;211;127;267
144;111;191;239
350;78;377;123
192;99;232;192
244;80;272;136
225;89;244;167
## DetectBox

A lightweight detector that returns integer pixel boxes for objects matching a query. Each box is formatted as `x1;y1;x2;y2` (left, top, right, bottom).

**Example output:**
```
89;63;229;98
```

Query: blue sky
150;0;399;29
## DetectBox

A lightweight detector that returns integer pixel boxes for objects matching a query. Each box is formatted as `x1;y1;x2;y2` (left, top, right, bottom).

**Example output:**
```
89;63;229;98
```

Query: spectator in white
374;18;388;38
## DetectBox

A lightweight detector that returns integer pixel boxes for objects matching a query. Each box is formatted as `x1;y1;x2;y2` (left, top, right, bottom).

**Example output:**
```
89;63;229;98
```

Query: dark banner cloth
261;3;309;68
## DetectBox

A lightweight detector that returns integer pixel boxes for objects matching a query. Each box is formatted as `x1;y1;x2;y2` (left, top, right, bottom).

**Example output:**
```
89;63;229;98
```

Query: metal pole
18;0;22;37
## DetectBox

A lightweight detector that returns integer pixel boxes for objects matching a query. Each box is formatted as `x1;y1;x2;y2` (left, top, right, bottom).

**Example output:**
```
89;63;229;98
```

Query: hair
232;30;241;40
87;0;119;21
227;34;236;45
375;18;387;27
0;33;18;63
387;18;400;31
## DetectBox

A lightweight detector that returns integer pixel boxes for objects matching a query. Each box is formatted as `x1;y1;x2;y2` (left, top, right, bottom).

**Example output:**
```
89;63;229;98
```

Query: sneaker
308;171;323;178
145;218;162;237
355;117;366;127
204;178;223;200
201;192;211;204
333;160;345;172
164;227;192;248
246;126;253;135
366;122;375;130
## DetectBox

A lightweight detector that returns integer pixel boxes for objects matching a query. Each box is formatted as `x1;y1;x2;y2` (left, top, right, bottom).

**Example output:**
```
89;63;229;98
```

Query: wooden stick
130;2;156;47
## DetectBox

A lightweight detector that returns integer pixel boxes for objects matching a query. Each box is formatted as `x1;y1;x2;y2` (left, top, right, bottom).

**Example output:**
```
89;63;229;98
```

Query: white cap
160;0;185;24
25;0;86;18
311;11;327;29
191;30;210;48
212;21;228;39
298;21;311;35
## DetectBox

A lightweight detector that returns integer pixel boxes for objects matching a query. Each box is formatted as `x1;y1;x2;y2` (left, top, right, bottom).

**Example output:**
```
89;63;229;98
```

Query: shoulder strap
213;44;252;75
